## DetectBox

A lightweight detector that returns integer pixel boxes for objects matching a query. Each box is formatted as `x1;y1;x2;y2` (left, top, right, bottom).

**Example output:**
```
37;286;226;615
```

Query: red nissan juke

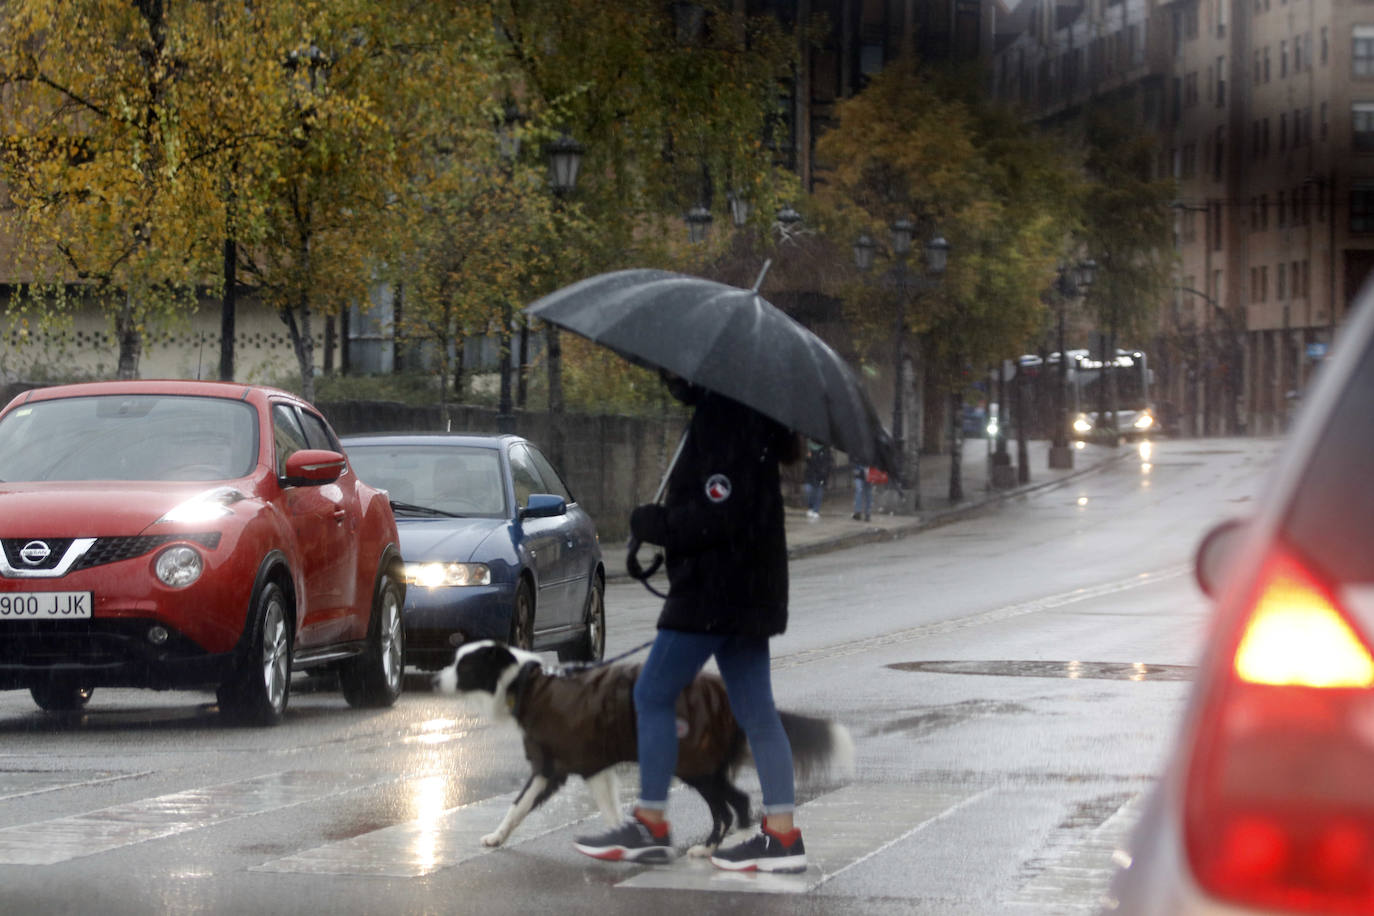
0;380;405;725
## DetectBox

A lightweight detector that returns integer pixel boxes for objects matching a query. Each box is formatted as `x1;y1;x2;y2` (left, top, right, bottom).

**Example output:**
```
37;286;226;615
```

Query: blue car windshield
0;394;259;482
347;444;508;518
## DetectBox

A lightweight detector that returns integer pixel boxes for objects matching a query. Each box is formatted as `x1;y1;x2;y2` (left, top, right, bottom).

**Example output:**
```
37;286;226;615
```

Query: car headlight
404;562;491;588
155;546;204;588
1072;414;1093;434
1133;412;1155;430
159;487;245;524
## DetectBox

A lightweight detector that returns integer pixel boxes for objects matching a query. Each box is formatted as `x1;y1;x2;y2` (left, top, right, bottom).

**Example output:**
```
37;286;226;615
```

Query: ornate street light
777;205;802;229
852;234;876;272
727;192;751;228
1075;258;1098;291
925;236;950;275
890;218;915;257
545;132;584;196
685;205;713;243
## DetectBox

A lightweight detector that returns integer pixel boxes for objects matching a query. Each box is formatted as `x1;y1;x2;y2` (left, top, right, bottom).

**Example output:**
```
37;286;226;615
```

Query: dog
436;640;854;856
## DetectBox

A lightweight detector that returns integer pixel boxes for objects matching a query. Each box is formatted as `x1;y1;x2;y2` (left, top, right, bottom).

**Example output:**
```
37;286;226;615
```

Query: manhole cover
887;660;1195;681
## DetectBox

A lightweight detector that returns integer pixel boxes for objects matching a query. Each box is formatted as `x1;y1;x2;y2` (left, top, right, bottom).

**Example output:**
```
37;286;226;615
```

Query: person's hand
629;503;668;545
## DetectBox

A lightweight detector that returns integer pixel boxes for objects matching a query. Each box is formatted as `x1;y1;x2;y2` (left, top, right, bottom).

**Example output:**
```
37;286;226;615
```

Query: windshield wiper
389;499;463;518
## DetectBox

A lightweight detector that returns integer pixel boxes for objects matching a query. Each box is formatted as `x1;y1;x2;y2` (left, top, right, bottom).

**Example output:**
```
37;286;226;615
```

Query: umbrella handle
625;535;663;581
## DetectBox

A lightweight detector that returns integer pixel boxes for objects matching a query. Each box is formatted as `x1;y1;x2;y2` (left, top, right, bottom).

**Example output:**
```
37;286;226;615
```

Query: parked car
0;381;405;725
1106;293;1374;914
341;433;605;670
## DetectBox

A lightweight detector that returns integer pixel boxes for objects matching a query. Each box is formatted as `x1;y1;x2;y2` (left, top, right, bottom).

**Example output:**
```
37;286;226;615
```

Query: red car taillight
1186;548;1374;914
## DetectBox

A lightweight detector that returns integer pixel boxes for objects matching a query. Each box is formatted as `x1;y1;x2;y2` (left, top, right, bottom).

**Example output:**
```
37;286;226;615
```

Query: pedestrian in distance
852;462;873;522
802;439;832;521
572;370;811;873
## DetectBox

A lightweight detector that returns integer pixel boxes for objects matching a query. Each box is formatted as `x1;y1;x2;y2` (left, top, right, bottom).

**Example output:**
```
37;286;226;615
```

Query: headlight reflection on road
408;774;449;873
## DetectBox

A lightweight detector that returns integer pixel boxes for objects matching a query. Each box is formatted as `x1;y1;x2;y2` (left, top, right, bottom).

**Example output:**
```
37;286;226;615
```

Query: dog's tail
779;712;856;785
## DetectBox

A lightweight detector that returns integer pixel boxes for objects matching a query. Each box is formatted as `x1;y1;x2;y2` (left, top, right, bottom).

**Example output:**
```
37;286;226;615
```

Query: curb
607;447;1135;582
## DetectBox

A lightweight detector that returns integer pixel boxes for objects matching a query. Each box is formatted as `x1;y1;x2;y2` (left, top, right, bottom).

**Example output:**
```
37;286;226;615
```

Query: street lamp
685;205;713;243
854;225;949;512
776;206;802;232
728;191;751;228
541;131;584;465
1048;258;1096;469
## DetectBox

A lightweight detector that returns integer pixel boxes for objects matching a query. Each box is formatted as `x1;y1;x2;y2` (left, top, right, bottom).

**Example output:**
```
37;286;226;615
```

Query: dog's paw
434;665;458;695
480;832;506;847
686;843;716;858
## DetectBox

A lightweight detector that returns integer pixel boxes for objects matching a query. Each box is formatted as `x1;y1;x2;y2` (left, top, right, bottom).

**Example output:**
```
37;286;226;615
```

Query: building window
1217;0;1227;36
1253;49;1261;83
1260;193;1269;229
1354;103;1374;152
1322;27;1329;65
1185;71;1199;106
1280;113;1288;150
1260;265;1268;301
1217;55;1226;104
1277;263;1287;299
1352;181;1374;233
1278;190;1287;227
1295;33;1304;72
1264;46;1271;82
1356;27;1374;77
1181;143;1197;178
1321;101;1329;140
1281;39;1288;77
1214;127;1225;180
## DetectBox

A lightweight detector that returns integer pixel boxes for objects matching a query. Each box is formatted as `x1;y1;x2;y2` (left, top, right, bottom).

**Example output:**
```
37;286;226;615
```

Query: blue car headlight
404;562;492;588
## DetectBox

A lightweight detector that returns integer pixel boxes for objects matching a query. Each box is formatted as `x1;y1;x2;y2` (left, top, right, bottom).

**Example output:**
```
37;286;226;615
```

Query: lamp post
855;225;948;512
1048;258;1097;470
685;205;713;243
542;131;584;466
727;191;751;228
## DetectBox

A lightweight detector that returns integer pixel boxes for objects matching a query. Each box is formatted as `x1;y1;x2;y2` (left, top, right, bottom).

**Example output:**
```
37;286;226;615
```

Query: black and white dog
436;640;854;855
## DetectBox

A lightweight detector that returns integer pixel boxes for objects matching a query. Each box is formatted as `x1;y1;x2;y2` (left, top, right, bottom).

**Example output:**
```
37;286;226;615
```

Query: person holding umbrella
571;371;810;872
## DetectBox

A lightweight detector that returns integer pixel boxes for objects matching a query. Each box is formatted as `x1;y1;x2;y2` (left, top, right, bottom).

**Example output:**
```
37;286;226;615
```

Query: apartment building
992;0;1374;436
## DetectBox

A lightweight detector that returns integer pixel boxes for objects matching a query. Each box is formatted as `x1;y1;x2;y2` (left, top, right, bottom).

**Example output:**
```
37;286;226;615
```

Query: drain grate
887;659;1195;681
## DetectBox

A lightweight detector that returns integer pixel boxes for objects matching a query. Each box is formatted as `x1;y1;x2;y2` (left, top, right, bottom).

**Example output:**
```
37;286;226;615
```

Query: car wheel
340;576;405;708
558;576;605;663
218;581;292;726
29;683;93;713
509;579;534;650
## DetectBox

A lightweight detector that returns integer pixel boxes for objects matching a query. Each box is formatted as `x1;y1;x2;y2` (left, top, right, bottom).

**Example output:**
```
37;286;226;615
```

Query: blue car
340;433;604;669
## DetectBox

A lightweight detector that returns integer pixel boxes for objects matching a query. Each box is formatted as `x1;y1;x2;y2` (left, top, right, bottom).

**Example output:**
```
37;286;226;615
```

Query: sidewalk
605;438;1133;582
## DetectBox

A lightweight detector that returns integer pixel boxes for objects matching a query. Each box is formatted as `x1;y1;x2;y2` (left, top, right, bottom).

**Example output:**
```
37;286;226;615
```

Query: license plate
0;592;93;619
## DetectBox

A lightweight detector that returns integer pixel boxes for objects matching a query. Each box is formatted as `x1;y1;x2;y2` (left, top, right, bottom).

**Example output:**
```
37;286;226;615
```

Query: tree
814;61;1082;499
0;0;229;377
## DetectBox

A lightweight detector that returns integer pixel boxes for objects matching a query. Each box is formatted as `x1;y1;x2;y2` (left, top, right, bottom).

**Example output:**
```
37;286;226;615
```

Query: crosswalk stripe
253;776;604;877
0;771;379;866
616;783;988;894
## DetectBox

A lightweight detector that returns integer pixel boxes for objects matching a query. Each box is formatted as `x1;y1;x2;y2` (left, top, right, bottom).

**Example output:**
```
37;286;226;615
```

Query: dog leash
557;638;655;674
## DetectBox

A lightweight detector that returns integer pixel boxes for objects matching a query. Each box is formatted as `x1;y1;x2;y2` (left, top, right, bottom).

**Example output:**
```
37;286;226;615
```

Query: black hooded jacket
629;392;792;637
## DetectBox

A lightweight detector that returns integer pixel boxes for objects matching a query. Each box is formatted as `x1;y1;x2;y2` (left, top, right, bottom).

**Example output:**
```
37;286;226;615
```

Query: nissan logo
19;541;51;566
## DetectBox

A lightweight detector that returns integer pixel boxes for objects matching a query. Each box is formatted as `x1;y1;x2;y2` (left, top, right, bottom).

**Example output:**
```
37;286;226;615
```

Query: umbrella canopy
525;268;897;472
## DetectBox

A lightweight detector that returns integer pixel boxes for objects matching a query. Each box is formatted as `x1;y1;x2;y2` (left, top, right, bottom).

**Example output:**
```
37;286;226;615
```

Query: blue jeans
804;482;824;512
853;478;873;517
633;630;795;816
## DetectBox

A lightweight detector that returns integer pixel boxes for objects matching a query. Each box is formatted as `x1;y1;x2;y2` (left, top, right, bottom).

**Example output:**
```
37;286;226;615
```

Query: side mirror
283;449;346;486
520;493;567;519
1195;518;1248;598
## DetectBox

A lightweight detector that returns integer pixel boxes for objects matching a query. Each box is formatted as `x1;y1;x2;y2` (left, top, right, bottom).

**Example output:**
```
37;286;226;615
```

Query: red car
0;380;405;725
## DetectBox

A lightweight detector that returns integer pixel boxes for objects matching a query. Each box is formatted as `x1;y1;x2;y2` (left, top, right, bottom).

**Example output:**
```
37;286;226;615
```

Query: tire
558;575;605;663
30;683;93;713
340;576;405;708
218;581;292;726
508;579;534;650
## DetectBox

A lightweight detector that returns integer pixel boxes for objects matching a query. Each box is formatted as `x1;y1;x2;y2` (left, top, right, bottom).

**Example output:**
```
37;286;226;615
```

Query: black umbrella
524;267;896;472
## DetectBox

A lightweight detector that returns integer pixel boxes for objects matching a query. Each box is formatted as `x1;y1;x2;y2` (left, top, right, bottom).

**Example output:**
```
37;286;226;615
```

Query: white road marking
1009;791;1146;911
253;779;604;877
617;783;988;894
0;771;379;865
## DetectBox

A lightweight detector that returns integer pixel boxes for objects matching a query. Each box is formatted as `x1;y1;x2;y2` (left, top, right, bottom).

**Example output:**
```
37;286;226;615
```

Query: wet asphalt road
0;438;1283;915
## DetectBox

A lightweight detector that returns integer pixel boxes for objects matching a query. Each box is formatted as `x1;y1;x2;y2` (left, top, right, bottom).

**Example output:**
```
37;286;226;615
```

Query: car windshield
0;394;259;483
346;444;508;518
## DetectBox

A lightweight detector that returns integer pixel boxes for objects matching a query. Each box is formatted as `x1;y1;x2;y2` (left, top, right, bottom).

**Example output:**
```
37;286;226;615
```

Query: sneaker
573;816;675;863
806;509;819;520
710;828;807;873
851;512;862;520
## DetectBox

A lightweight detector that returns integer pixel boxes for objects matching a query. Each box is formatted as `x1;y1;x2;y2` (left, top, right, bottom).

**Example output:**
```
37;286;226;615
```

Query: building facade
992;0;1374;436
